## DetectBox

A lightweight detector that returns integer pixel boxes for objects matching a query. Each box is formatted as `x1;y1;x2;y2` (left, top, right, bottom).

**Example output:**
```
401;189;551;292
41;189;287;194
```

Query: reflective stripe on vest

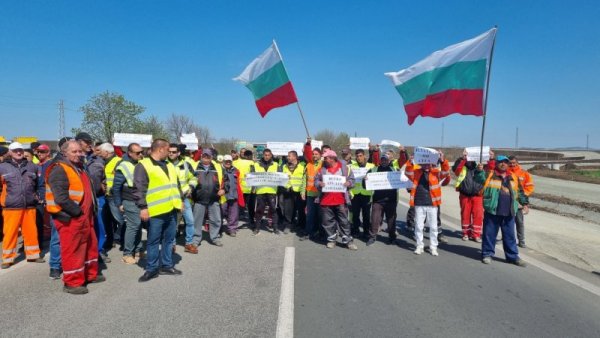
104;156;121;194
116;161;135;187
45;162;85;214
350;162;375;196
283;163;305;192
409;170;443;207
253;162;280;195
139;158;182;217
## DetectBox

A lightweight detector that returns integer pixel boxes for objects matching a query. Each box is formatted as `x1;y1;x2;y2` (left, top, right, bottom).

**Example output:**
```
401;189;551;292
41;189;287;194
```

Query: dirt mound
561;163;579;170
530;164;548;171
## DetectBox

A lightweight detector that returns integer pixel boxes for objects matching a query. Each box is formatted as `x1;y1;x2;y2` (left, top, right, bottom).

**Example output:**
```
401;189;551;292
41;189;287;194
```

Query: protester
97;142;123;254
221;154;245;236
251;148;281;235
279;150;306;234
300;147;323;241
46;140;104;294
0;142;44;269
0;146;7;242
452;149;485;242
405;151;449;256
349;149;375;238
508;155;534;248
315;150;357;250
135;139;183;282
35;144;52;245
363;154;399;246
476;155;528;266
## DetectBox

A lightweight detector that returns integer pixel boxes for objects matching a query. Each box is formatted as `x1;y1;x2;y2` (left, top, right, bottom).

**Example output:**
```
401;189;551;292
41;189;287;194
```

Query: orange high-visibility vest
405;160;449;207
45;162;84;214
305;161;322;195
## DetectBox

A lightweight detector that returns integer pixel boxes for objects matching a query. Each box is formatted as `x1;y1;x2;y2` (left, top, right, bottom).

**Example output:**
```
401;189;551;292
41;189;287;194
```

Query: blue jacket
0;159;39;209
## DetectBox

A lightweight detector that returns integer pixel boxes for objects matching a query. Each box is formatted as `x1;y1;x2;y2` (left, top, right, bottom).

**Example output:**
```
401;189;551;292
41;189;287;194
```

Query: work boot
159;267;183;275
138;270;159;282
63;285;89;295
184;244;198;254
387;236;396;245
1;263;12;269
49;268;62;280
27;257;45;263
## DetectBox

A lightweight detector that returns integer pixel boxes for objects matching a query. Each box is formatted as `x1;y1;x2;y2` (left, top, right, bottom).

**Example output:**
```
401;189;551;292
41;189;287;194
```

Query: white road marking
398;200;600;297
276;246;295;338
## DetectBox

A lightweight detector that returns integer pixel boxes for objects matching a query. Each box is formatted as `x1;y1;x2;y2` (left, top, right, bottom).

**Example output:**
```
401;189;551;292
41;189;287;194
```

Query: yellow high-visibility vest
104;156;121;195
139;158;182;217
282;163;306;193
350;162;375;196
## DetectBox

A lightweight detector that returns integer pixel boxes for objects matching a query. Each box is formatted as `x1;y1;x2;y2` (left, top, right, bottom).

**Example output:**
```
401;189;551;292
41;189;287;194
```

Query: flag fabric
385;28;496;125
234;42;298;117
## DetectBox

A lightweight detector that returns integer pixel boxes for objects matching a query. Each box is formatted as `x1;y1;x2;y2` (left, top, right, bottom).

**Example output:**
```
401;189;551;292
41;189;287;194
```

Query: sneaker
431;248;439;256
518;242;527;249
366;238;376;246
326;241;336;249
253;228;260;236
1;263;12;269
49;268;62;280
283;228;290;235
462;235;469;241
63;285;89;295
212;239;224;247
482;256;492;264
414;246;424;255
122;255;136;265
347;242;358;251
438;234;448;244
511;259;527;267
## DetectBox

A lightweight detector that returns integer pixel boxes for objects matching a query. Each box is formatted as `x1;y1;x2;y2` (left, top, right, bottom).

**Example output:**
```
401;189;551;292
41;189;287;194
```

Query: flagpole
479;26;497;163
272;39;311;138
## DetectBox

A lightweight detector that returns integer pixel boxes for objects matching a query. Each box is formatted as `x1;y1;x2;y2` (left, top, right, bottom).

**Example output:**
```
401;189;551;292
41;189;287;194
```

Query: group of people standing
0;134;534;295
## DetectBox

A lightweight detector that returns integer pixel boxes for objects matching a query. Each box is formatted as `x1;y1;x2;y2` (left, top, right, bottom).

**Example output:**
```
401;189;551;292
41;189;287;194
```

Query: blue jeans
48;218;61;270
95;196;107;254
183;198;195;245
192;202;222;245
122;200;143;256
482;212;520;262
145;211;177;272
305;196;321;236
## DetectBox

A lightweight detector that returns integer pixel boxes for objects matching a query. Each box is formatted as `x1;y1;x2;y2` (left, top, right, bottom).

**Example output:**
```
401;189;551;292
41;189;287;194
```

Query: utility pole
515;127;519;149
587;134;589;150
441;122;445;148
58;99;65;139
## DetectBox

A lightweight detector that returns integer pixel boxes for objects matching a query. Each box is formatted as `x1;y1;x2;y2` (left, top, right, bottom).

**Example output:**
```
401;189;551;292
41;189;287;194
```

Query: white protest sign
180;133;199;151
350;137;370;150
310;140;323;150
113;133;153;147
381;140;402;148
245;172;289;187
322;175;347;193
267;142;304;156
466;146;490;162
413;147;440;165
352;167;369;184
365;171;413;190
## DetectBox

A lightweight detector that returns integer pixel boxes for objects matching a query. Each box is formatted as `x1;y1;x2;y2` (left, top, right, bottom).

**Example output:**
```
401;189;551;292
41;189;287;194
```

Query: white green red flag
234;41;298;117
385;28;497;125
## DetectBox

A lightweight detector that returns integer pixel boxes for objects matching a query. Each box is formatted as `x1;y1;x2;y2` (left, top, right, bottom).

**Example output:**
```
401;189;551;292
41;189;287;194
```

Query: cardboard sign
180;133;199;151
245;172;289;187
365;171;413;190
349;137;370;150
267;142;304;156
113;133;152;147
322;175;347;193
466;146;490;162
310;140;323;150
351;167;369;184
413;147;439;165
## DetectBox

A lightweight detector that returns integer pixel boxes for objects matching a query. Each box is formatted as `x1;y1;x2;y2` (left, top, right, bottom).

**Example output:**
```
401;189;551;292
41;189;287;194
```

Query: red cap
37;144;50;152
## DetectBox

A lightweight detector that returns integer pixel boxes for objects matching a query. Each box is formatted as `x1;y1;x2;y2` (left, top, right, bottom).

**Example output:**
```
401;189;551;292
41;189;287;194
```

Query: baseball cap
496;155;509;162
37;144;50;152
202;148;213;157
0;146;8;156
322;150;337;158
31;142;41;150
223;155;233;162
8;142;24;151
75;132;93;143
58;136;73;148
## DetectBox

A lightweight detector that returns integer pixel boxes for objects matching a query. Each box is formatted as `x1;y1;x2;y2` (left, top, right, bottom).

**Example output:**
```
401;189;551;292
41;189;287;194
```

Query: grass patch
574;170;600;178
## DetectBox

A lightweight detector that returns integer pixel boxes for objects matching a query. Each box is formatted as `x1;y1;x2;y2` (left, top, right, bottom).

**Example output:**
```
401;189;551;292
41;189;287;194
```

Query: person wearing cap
112;143;145;264
349;149;375;238
405;150;450;256
190;148;225;248
250;148;282;235
167;143;198;253
0;142;44;268
30;141;41;164
341;148;356;166
45;140;104;294
34;144;53;245
0;146;6;242
279;150;306;234
363;153;401;246
134;139;183;282
508;155;534;248
221;155;245;236
300;147;323;241
476;155;529;266
315;150;357;250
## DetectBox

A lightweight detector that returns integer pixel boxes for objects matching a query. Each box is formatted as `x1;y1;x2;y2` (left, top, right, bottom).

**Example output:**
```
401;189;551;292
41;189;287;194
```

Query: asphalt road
1;200;599;337
532;174;600;204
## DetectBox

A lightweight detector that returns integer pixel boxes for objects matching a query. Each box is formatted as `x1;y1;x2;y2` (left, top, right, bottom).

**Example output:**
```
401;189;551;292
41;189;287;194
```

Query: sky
1;0;598;149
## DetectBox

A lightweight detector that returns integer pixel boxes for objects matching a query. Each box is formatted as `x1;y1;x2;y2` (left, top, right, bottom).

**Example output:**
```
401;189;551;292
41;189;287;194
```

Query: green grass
574;170;600;178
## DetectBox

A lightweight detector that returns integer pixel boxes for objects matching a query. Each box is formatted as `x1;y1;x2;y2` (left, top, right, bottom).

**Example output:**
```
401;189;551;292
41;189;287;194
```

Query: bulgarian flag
385;28;497;125
234;41;299;117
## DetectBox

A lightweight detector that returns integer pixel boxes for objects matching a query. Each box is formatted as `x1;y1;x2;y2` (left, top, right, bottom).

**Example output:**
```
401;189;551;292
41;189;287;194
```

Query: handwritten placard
322;175;347;193
365;171;413;190
113;133;152;147
180;133;199;151
466;146;490;162
245;172;289;187
350;137;370;150
352;167;369;184
413;147;440;165
310;140;323;150
267;142;304;156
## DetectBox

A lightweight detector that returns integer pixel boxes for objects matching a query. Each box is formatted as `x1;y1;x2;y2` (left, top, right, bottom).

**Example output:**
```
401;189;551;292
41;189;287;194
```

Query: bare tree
166;113;213;145
313;129;350;152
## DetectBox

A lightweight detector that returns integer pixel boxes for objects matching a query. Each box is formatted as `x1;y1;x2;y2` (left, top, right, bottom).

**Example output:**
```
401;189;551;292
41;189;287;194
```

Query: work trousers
370;201;397;240
459;193;483;239
2;208;40;263
222;200;239;234
351;194;371;235
482;212;520;262
414;206;438;249
255;194;278;231
193;202;221;244
515;209;526;244
305;196;321;237
122;200;143;256
55;213;99;287
146;210;177;272
321;204;352;244
243;193;256;225
279;191;304;231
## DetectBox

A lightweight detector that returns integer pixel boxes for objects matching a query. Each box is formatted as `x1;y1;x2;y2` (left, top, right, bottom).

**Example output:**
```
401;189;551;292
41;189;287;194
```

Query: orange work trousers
2;208;40;263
